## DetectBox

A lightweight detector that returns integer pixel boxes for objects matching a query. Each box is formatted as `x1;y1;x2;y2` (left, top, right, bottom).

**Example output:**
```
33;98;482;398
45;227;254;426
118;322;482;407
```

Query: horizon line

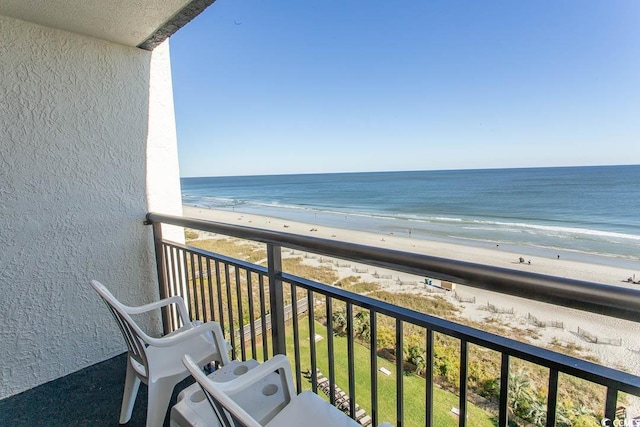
180;163;639;180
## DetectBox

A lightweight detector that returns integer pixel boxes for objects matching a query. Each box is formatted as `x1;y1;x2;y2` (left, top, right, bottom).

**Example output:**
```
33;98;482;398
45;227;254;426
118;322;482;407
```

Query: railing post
498;353;510;427
149;219;171;335
267;243;287;356
604;387;618;424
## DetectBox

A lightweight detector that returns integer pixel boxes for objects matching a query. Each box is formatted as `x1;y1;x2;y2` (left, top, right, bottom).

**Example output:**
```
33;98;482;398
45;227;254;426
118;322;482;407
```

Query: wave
181;167;640;267
475;219;640;241
384;214;640;243
186;196;640;242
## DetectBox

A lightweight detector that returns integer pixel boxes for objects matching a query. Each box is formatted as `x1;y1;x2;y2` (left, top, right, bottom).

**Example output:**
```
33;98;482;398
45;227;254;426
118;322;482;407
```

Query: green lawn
254;317;496;427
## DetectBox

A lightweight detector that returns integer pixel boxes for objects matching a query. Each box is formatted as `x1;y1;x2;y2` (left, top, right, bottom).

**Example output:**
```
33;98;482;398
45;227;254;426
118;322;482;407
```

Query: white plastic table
171;359;287;427
264;390;362;427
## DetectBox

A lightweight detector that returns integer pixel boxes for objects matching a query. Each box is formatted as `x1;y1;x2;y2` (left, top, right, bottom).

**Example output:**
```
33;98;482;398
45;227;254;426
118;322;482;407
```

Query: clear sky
170;0;640;177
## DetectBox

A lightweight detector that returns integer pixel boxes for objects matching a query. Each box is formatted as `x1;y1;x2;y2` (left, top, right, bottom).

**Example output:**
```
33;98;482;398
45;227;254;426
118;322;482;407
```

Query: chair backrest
91;280;149;377
183;355;261;427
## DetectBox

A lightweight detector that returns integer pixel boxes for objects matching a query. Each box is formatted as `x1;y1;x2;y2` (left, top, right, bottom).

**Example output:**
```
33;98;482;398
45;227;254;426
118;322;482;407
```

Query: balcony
3;212;639;427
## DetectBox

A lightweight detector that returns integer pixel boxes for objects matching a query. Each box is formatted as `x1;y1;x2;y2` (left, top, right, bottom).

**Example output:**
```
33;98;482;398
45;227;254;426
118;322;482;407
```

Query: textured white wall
147;41;186;244
0;16;181;398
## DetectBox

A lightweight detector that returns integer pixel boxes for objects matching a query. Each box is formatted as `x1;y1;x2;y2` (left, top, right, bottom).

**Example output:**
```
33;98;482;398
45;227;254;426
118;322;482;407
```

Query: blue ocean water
181;165;640;269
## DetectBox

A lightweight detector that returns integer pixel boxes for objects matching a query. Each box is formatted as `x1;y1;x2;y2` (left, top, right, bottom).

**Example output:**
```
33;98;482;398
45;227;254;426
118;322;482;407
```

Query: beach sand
182;205;640;414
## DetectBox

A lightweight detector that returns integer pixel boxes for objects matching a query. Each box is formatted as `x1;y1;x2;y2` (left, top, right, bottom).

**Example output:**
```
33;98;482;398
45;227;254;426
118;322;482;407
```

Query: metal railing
147;212;640;427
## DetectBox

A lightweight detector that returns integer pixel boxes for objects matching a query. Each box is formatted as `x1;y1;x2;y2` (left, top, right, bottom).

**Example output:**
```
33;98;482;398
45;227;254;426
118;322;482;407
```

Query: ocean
181;165;640;270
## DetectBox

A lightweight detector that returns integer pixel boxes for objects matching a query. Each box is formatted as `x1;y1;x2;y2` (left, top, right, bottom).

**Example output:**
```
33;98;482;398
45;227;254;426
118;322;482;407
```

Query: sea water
181;165;640;270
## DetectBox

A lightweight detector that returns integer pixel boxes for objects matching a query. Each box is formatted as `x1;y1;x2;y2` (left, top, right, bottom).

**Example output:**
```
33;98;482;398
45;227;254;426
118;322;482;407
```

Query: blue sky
170;1;640;177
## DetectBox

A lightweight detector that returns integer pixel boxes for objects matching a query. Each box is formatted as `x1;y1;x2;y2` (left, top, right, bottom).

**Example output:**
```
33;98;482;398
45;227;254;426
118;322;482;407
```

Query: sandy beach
183;205;640;414
183;205;638;288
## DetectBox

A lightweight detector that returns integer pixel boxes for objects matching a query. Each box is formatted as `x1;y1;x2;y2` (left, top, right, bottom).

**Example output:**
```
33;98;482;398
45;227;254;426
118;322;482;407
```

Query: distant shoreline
182;205;639;287
181;166;640;271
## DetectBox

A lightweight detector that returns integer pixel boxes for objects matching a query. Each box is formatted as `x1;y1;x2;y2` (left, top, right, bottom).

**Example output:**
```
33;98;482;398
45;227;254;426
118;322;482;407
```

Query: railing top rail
282;272;640;395
147;212;640;322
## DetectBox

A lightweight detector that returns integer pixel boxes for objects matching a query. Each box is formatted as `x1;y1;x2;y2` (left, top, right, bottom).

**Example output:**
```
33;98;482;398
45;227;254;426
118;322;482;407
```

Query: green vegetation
333;276;381;294
342;281;381;294
181;235;610;426
368;290;459;319
187;237;267;264
334;275;361;287
185;229;199;240
258;318;497;427
282;257;339;284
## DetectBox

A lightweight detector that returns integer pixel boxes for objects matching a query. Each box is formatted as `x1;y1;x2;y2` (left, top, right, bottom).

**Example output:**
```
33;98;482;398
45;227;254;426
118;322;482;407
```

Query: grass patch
282;257;340;284
185;229;199;240
186;237;267;264
344;281;380;294
256;317;496;427
368;291;459;319
334;276;361;287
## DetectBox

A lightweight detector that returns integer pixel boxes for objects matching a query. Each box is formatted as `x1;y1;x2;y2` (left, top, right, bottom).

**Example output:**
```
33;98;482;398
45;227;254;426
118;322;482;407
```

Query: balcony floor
0;353;195;427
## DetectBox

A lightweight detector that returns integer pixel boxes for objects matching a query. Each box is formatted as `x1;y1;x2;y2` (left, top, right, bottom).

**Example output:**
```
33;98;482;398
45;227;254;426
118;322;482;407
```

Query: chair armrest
146;321;231;365
215;354;295;401
122;295;191;325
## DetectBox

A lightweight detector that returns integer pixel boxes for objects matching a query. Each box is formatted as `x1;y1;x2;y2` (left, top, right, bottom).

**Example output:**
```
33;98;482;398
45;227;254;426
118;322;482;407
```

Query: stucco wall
0;16;182;398
147;41;186;243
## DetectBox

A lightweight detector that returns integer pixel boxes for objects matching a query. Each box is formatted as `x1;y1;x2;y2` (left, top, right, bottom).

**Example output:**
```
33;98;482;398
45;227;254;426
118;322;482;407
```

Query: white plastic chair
182;353;367;427
91;280;231;427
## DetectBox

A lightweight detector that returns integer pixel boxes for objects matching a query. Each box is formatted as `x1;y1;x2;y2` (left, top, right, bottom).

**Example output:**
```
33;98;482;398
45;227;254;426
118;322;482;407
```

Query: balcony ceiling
0;0;215;50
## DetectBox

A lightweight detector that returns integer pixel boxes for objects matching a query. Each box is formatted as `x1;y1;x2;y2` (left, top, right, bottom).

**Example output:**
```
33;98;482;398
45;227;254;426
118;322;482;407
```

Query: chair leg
119;357;141;424
145;378;176;427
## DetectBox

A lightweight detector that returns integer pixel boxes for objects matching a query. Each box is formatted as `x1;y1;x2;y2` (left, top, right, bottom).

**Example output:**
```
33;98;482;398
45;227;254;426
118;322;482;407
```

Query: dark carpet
0;353;196;427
